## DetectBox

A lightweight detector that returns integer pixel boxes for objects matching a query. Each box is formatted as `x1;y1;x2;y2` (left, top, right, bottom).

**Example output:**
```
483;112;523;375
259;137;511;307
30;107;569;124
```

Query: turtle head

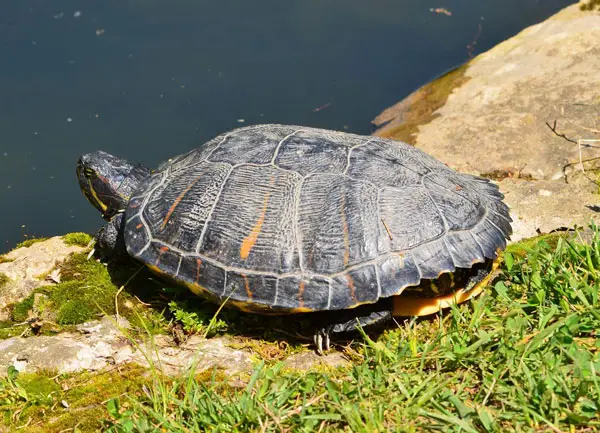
77;151;151;221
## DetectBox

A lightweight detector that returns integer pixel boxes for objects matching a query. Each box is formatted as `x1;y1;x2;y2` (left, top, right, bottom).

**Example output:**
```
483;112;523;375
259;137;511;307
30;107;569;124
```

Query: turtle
77;124;511;352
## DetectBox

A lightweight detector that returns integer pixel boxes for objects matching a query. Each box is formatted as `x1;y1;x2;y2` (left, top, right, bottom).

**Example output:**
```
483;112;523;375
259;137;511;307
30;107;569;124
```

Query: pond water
0;0;576;252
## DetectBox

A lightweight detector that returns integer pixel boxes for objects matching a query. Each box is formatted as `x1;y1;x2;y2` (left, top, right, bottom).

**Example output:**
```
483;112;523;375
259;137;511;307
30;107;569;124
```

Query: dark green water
0;0;576;252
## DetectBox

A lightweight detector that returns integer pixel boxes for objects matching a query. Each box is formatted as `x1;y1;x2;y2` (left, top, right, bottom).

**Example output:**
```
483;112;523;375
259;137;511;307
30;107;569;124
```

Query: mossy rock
0;364;152;432
580;0;600;11
15;237;49;249
61;232;93;247
11;294;35;322
41;253;134;325
5;251;156;329
375;64;469;144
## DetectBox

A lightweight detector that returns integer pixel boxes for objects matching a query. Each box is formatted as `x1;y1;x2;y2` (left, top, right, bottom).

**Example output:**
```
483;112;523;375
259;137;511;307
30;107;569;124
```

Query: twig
280;392;328;421
134;295;152;306
317;420;327;433
115;265;145;318
562;156;600;184
481;377;497;406
545;120;577;144
578;139;600;173
260;402;285;433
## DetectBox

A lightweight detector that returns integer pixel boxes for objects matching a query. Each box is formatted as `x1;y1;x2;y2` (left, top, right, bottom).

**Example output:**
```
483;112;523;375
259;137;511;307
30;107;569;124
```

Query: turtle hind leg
313;300;393;354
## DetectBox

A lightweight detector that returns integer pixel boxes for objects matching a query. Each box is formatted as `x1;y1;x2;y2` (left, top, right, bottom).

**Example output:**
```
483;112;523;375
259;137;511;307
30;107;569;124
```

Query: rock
503;178;596;240
134;335;253;376
0;316;130;375
283;351;350;371
0;237;85;320
373;4;600;241
0;315;254;377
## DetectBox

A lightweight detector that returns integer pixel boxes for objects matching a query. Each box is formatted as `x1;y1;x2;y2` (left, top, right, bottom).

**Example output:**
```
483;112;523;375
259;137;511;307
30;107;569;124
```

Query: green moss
18;373;61;402
40;253;128;325
377;63;470;144
61;232;93;247
0;322;28;339
504;232;568;258
11;294;34;322
581;0;600;10
15;237;49;249
0;255;14;264
0;273;9;288
0;364;151;433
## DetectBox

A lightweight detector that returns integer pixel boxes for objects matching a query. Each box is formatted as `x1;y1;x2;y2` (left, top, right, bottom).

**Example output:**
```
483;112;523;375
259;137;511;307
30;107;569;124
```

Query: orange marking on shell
154;246;169;266
161;174;204;230
298;280;305;308
240;177;275;260
242;274;253;300
340;194;350;267
195;258;202;284
346;274;358;303
135;223;143;229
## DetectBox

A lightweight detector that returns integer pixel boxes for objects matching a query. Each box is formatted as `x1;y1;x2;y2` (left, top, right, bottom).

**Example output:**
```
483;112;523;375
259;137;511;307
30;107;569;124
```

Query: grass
102;227;600;432
1;226;600;432
0;272;9;288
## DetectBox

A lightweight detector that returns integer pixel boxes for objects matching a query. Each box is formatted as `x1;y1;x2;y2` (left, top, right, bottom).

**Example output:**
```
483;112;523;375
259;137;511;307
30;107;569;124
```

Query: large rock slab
373;4;600;240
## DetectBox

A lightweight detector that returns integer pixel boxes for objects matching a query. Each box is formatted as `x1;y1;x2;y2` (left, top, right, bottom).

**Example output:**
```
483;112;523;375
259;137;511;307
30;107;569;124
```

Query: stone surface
0;237;85;320
373;4;600;241
0;316;130;376
0;315;255;377
504;178;597;240
135;335;253;376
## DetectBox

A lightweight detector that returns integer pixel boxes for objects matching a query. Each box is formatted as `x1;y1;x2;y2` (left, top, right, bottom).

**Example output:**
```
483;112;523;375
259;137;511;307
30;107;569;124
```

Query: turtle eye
84;168;95;177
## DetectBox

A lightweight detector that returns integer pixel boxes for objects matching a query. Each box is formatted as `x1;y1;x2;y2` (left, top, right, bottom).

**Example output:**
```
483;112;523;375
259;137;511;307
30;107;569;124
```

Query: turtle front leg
313;300;394;354
94;213;128;260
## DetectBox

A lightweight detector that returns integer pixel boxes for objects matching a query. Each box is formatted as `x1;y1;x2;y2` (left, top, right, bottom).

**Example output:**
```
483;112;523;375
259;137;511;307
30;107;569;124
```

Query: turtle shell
123;125;511;313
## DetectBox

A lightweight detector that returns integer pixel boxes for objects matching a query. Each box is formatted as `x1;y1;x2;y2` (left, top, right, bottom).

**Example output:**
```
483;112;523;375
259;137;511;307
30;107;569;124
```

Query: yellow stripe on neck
88;179;108;212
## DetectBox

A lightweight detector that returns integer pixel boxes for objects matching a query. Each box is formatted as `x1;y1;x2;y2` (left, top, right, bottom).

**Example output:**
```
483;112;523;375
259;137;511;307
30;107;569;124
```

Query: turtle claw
312;308;393;354
314;328;332;355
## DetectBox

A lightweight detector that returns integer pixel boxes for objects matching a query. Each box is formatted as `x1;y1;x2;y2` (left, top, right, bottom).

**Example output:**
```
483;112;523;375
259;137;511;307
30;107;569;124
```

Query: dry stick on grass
280;392;328;422
260;402;285;433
